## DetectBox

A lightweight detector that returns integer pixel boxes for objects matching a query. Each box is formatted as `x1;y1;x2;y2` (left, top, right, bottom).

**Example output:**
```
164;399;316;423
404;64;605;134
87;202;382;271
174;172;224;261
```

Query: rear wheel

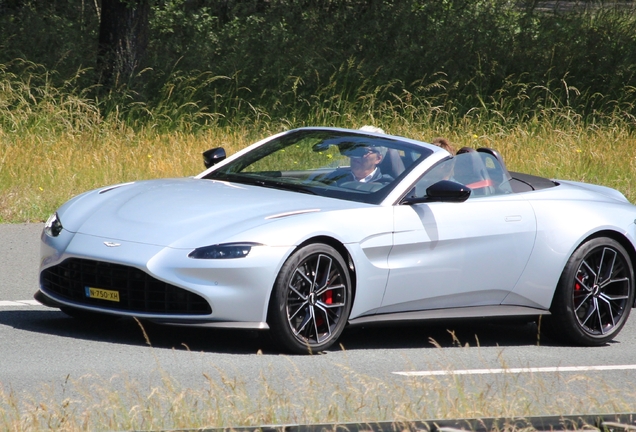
268;243;352;354
545;237;634;345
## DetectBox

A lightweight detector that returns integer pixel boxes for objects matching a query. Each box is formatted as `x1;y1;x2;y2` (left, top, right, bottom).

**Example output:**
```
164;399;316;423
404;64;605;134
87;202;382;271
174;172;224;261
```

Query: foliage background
1;0;636;129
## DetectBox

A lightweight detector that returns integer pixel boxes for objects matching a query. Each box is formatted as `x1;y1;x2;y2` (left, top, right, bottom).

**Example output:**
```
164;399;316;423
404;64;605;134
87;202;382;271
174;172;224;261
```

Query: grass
2;336;636;431
2;119;636;223
2;60;635;223
0;126;251;223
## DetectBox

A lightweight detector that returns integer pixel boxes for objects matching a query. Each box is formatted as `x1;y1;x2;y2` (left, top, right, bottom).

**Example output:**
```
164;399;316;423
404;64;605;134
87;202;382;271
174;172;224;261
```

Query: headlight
44;212;63;237
188;242;262;259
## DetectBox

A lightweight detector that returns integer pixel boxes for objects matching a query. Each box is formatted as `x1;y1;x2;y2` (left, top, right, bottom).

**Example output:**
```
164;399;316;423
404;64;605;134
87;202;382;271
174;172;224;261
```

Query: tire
545;237;635;346
268;243;353;354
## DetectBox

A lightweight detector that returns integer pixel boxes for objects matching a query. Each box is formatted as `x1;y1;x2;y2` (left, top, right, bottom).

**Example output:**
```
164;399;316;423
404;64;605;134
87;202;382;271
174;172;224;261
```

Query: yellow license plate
85;287;120;302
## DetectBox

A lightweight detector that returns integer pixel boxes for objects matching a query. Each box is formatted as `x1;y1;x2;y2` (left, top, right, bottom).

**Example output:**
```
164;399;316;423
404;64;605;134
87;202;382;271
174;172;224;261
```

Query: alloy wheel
572;245;631;337
286;252;349;346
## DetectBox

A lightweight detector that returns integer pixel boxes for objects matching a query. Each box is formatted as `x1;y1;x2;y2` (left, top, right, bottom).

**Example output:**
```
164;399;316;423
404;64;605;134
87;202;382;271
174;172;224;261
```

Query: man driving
316;131;393;187
345;145;386;182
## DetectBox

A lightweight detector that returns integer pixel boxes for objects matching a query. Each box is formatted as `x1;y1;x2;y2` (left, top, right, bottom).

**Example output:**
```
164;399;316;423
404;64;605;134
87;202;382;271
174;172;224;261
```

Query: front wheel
545;237;634;346
268;243;352;354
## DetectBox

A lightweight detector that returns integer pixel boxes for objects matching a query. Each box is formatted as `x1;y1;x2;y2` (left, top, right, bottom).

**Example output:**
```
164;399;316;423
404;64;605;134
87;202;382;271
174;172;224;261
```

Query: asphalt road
2;223;636;420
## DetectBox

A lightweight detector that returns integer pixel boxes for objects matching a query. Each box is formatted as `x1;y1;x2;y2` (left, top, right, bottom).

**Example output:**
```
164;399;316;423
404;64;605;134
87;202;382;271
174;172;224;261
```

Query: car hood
58;178;364;248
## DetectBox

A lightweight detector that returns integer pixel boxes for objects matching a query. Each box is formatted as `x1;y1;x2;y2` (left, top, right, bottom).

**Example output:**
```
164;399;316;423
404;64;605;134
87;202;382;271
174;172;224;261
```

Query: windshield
203;129;433;204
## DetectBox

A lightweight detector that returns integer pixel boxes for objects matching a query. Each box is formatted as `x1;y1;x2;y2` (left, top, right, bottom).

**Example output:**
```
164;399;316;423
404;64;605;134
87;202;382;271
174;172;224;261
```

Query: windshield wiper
261;180;317;195
208;174;317;195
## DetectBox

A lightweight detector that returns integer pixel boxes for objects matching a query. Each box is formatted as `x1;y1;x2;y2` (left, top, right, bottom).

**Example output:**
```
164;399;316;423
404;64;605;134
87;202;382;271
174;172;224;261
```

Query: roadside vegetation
1;339;636;430
1;56;636;223
2;1;636;223
0;0;636;223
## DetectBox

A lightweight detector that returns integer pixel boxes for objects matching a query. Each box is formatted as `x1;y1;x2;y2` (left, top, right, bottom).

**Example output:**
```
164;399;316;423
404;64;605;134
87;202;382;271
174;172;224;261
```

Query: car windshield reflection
203;129;433;204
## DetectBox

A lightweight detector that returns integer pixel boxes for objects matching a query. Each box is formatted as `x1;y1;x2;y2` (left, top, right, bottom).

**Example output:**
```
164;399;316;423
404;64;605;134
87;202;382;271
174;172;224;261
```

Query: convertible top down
36;127;636;353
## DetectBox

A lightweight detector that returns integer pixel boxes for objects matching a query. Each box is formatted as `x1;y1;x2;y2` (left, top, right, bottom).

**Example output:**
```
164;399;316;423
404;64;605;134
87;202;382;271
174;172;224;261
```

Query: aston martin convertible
36;127;636;353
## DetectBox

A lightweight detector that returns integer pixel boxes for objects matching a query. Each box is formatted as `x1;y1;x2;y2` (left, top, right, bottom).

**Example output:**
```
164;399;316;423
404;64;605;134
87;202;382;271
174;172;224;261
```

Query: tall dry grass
3;119;636;223
1;344;635;431
2;59;636;224
0;126;257;222
1;60;635;225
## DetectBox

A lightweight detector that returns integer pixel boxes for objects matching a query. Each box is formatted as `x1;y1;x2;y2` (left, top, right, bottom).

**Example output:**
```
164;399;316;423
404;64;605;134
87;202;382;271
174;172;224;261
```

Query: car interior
410;147;558;199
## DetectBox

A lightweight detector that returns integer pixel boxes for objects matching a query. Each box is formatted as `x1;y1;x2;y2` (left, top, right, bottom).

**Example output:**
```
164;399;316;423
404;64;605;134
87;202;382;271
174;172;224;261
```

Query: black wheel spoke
294;309;312;336
578;297;598;327
600;276;629;290
595;298;607;334
580;260;597;286
574;291;594;313
597;247;617;286
288;298;309;321
314;254;332;289
313;304;332;343
597;295;617;330
289;269;310;300
575;273;593;292
598;291;629;302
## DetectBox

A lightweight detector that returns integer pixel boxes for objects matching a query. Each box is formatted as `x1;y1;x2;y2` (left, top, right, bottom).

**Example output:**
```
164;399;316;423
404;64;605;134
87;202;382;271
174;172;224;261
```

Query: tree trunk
97;0;150;90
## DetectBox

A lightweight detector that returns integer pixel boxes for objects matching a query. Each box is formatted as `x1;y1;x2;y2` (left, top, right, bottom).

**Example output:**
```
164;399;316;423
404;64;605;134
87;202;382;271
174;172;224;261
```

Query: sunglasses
346;147;380;158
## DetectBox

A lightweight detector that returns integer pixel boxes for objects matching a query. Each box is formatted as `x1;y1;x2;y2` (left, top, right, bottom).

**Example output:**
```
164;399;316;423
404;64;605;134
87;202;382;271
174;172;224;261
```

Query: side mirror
203;148;226;169
402;180;471;205
312;142;331;152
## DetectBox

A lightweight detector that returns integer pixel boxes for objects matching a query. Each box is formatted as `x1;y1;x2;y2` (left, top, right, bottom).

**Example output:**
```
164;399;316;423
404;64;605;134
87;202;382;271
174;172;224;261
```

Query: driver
319;143;392;186
345;144;387;183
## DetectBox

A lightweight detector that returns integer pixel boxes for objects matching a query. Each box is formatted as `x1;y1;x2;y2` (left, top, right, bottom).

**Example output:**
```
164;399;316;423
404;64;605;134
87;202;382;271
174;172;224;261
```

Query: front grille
41;258;212;315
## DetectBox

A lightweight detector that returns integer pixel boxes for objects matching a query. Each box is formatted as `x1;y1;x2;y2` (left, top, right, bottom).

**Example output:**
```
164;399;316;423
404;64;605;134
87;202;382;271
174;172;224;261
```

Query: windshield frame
200;128;434;205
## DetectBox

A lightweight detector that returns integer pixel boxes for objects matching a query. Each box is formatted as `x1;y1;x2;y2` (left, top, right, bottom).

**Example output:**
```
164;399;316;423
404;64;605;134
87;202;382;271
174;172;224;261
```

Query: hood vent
99;182;135;194
265;209;321;220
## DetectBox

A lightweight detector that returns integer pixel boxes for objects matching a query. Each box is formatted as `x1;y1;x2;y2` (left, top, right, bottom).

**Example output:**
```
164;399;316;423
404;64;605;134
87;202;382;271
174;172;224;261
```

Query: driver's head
350;146;383;180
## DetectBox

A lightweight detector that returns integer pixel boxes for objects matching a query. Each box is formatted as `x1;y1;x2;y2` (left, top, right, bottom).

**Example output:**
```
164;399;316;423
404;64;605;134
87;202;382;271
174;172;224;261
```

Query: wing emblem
104;241;121;247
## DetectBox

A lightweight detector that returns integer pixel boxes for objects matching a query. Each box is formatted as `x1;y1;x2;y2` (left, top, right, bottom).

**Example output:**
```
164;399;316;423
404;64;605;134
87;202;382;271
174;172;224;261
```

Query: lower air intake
41;258;212;315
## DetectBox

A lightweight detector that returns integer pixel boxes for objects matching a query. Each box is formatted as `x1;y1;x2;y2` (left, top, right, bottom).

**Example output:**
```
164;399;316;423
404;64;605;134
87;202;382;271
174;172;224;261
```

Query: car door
378;154;537;314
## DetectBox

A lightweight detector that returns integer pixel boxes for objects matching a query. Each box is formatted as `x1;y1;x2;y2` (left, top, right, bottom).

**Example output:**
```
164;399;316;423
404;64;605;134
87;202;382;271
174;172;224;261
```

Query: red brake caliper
575;273;584;291
323;290;333;305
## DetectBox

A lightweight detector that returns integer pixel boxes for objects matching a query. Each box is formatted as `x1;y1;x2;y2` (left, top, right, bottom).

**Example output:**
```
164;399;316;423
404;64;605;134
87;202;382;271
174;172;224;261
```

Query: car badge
104;241;121;247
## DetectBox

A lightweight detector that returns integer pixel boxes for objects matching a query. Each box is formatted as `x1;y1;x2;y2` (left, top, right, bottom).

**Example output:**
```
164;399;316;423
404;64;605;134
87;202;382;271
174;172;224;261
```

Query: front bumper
40;230;294;326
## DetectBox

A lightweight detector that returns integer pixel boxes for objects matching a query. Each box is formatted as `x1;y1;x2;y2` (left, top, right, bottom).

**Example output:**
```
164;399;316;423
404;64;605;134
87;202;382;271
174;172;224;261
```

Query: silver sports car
36;127;636;353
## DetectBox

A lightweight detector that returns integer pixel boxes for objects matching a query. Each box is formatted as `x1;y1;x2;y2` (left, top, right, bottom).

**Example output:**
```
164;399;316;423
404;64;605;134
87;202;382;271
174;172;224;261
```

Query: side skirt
348;305;549;327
